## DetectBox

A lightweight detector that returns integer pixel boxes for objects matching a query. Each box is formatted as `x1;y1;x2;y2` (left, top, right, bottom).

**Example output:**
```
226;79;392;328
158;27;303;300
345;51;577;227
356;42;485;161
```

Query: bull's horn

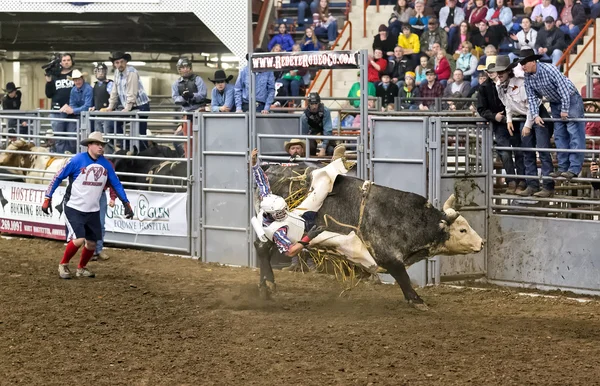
444;208;460;223
443;194;456;212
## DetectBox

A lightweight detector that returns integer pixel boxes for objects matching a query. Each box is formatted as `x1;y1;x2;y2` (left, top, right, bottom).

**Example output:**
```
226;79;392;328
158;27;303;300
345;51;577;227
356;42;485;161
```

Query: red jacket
435;57;451;81
368;58;388;83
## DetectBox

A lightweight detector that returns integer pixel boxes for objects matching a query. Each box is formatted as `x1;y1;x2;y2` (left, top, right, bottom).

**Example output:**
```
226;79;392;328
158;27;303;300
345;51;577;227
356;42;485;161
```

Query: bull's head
437;195;484;255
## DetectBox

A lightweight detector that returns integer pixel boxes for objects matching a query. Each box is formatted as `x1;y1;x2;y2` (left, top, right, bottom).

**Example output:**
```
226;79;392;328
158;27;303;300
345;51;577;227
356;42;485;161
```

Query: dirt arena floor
1;237;600;386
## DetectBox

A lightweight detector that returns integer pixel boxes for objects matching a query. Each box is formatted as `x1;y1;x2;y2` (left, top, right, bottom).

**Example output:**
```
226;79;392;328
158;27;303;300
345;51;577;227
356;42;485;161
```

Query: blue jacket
301;37;321;51
268;34;295;52
69;83;93;115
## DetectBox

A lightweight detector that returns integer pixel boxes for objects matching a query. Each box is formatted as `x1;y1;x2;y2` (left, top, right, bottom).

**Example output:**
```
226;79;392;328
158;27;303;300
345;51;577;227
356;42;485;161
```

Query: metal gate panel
255;114;301;155
488;215;600;294
370;117;428;195
201;114;250;266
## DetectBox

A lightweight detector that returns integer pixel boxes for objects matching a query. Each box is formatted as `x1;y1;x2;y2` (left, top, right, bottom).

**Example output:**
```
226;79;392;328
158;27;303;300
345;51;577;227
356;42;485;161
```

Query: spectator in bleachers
279;45;306;108
531;0;558;28
415;54;433;85
368;48;388;84
468;70;489;98
591;0;600;19
398;24;421;66
439;0;465;47
534;16;567;65
235;49;275;114
389;46;415;84
294;0;318;27
486;0;514;31
467;0;489;26
581;68;600;98
509;17;537;57
313;0;339;48
301;27;321;51
427;0;446;15
420;18;448;56
427;42;456;72
268;24;295;52
373;25;396;59
399;71;420;109
419;69;444;109
376;73;399;110
456;41;478;81
409;0;430;36
388;0;416;41
210;70;235;112
347;71;377;108
301;92;334;156
556;0;587;41
523;0;542;16
444;69;471;97
471;20;504;50
448;21;471;54
434;49;452;85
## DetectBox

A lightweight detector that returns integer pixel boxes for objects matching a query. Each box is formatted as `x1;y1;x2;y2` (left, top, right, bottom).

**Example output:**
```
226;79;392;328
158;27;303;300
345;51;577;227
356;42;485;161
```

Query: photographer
44;53;74;154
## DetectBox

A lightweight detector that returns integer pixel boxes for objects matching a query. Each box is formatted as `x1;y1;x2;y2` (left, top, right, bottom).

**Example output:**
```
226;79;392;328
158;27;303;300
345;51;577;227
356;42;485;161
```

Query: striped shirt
524;62;578;118
108;65;150;111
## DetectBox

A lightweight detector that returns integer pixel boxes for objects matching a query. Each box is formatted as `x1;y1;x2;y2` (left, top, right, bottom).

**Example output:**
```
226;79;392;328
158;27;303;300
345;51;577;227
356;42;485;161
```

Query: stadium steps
561;18;600;92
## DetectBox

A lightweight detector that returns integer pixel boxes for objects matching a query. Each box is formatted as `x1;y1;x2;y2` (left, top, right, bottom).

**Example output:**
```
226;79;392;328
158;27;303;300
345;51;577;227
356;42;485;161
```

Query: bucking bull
256;158;484;307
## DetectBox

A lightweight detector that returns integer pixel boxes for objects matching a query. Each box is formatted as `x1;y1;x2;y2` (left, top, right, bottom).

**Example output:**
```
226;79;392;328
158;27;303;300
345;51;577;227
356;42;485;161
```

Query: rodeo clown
251;147;379;293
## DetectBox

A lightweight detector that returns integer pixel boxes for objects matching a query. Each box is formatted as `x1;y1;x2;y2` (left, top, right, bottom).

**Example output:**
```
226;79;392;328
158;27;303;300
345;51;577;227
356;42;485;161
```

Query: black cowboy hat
517;47;543;65
109;51;132;62
208;69;233;83
3;82;20;93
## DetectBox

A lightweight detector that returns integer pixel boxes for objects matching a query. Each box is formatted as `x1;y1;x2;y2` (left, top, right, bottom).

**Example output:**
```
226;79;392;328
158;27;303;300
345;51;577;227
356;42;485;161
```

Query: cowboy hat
517;47;543;65
80;131;108;146
109;51;132;62
208;69;234;83
477;55;497;71
68;69;88;80
486;55;516;73
3;82;20;93
284;138;306;153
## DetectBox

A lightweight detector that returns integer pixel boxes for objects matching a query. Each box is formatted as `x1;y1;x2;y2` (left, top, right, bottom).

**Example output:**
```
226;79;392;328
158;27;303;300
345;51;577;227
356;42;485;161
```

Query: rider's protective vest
93;80;112;110
177;75;198;96
263;211;305;244
303;104;325;134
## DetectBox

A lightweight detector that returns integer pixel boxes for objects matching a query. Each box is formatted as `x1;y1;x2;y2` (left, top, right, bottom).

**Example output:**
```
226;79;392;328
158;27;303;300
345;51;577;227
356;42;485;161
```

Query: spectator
398;24;421;67
415;54;433;85
471;20;504;50
427;42;456;71
468;71;489;98
388;0;416;40
301;92;334;156
444;69;471;98
399;71;421;109
486;0;513;31
509;17;537;60
301;27;321;51
210;69;235;112
268;24;295;52
476;57;526;194
472;45;498;87
90;63;114;135
434;49;452;85
279;44;307;108
347;71;377;108
592;0;600;19
373;25;396;59
2;82;25;134
421;18;448;57
439;0;465;46
368;48;388;84
521;47;586;180
313;0;339;47
456;41;478;81
556;0;587;41
45;53;74;149
427;0;445;15
60;70;93;154
524;0;542;16
293;0;317;27
448;21;471;54
376;73;399;110
581;68;600;98
531;0;558;28
467;0;489;26
235;49;275;114
389;46;415;84
409;0;430;36
534;16;567;65
103;52;151;150
419;69;444;109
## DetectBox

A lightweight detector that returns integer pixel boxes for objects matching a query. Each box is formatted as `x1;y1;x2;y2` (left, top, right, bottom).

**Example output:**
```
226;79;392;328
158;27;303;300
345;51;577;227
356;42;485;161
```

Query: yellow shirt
398;33;420;54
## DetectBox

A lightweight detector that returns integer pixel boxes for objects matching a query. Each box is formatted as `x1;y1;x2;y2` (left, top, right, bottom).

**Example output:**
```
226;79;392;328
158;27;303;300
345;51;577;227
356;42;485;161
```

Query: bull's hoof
408;301;430;311
258;281;276;300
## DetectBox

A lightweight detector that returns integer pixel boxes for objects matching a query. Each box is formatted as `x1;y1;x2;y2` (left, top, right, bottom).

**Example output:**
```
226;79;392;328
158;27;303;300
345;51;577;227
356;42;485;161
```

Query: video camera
41;53;62;77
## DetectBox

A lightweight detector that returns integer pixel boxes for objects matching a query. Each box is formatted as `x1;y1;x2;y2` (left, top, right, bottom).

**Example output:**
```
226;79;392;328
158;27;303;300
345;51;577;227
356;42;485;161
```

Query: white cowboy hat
284;138;306;153
80;131;108;146
68;69;88;80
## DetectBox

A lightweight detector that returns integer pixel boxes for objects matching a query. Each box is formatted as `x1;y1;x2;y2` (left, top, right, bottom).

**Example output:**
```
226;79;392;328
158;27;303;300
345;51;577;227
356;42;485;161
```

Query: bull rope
323;180;373;244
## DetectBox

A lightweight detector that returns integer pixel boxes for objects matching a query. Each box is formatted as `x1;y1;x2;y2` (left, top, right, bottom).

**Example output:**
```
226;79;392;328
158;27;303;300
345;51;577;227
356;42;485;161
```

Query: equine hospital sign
251;51;360;72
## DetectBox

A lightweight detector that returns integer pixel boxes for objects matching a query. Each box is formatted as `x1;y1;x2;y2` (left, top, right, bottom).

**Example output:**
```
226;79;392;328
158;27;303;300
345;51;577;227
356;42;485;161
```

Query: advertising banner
251;51;360;72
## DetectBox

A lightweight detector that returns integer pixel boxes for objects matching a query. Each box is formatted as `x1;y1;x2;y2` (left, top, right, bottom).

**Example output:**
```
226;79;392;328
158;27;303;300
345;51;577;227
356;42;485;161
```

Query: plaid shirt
524;62;578;118
419;81;444;107
110;65;150;110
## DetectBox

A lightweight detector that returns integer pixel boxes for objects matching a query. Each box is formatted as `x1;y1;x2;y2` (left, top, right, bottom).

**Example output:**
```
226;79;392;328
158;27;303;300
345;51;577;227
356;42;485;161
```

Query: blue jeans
315;21;338;42
242;101;266;112
560;24;581;41
550;93;586;174
95;191;107;255
296;0;316;26
93;119;113;134
51;112;74;154
541;49;564;66
516;120;555;190
281;78;302;97
447;26;458;49
133;103;150;151
494;122;525;184
54;119;77;154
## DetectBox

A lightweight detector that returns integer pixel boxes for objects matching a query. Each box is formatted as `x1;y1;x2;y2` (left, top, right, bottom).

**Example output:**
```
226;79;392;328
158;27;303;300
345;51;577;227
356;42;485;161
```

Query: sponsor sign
0;181;187;240
251;51;360;72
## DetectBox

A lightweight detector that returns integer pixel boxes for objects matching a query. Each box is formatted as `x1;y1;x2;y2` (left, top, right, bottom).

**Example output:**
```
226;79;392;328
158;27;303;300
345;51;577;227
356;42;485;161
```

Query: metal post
359;49;369;180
